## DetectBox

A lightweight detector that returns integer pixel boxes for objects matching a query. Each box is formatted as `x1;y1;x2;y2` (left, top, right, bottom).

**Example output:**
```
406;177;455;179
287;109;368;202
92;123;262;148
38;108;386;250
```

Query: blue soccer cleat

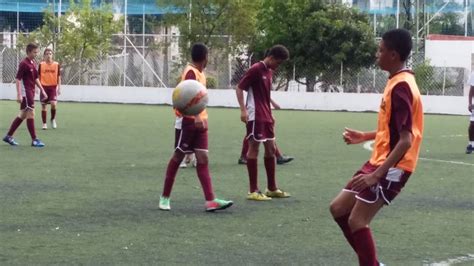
3;135;19;146
31;139;45;148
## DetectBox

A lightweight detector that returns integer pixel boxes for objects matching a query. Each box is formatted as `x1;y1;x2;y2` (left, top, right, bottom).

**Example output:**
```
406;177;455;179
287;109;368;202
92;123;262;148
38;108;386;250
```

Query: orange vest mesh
39;61;59;86
175;64;208;120
369;71;424;172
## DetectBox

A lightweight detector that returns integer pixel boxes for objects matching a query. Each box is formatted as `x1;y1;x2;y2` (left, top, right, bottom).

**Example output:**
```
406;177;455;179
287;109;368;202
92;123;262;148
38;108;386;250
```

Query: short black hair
191;43;208;62
26;43;38;54
267;45;289;61
44;48;53;55
382;29;412;62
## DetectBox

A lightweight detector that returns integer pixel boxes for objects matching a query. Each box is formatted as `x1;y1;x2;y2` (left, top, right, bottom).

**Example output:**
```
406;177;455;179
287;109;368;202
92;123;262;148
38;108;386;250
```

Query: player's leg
25;108;44;147
263;139;277;191
238;135;249;164
160;150;185;210
194;130;232;212
3;109;25;146
160;128;188;210
329;190;358;252
275;144;294;165
41;103;48;129
467;120;474;154
348;198;385;266
50;100;57;129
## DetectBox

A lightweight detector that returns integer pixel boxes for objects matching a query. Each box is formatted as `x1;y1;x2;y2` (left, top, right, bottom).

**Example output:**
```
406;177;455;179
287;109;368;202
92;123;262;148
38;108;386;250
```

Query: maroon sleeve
15;61;25;80
391;82;413;134
238;66;257;91
184;70;196;80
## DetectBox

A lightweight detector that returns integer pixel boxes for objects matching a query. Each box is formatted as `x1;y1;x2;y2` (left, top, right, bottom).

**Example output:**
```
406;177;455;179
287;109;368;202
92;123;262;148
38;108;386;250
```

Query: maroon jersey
238;61;274;123
390;81;413;151
16;58;38;96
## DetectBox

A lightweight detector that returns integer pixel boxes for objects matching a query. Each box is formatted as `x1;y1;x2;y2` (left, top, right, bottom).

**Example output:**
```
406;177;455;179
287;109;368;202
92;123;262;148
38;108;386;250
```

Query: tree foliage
157;0;260;53
252;0;376;92
18;0;122;67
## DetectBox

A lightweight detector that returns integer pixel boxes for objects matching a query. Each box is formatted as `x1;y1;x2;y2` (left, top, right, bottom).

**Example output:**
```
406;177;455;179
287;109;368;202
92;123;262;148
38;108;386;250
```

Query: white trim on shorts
470;112;474;122
23;96;34;111
174;129;193;153
246;120;276;143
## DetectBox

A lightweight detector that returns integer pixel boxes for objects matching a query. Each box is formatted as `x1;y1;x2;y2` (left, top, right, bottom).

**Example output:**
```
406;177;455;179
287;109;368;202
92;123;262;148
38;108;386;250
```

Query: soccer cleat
205;198;233;212
277;155;294;165
247;191;272;201
42;123;48;130
238;157;247;165
3;135;19;146
265;189;291;198
31;139;45;148
51;119;57;129
466;144;474;154
159;196;171;211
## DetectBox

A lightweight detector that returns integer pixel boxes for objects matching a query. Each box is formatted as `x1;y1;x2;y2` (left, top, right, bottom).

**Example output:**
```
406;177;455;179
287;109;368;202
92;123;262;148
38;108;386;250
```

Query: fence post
340;62;343;92
442;66;446;95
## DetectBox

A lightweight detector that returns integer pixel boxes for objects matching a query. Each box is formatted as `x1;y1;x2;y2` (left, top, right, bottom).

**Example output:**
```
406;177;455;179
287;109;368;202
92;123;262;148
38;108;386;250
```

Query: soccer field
0;101;473;265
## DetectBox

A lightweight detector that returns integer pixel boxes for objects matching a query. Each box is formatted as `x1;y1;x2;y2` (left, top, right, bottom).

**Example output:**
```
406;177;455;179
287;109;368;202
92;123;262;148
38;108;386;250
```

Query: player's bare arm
351;130;412;192
236;87;248;123
57;75;62;95
194;115;205;129
35;78;47;98
270;98;280;109
342;127;376;144
15;79;22;103
469;86;473;113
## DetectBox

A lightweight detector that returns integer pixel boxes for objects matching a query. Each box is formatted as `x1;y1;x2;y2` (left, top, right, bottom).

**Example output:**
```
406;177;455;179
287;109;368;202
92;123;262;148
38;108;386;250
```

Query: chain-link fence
1;32;467;96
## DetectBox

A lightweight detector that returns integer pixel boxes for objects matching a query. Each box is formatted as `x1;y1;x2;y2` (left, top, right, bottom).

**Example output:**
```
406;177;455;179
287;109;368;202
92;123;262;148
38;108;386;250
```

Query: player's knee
195;151;208;164
329;201;346;218
172;151;185;162
51;102;57;109
348;215;366;232
26;110;35;119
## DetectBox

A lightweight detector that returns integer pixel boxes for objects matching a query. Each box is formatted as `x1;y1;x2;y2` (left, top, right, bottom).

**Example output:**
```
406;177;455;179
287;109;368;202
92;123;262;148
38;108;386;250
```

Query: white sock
470;141;474;146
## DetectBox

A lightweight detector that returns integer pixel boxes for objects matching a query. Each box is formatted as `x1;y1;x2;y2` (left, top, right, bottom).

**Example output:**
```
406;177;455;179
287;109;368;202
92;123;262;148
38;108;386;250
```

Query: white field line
423;254;474;266
362;141;474;167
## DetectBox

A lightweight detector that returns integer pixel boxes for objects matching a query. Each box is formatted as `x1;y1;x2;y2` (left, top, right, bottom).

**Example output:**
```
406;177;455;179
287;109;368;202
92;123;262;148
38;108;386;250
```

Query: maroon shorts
246;120;275;142
40;86;58;104
20;89;35;110
343;161;411;205
174;118;208;153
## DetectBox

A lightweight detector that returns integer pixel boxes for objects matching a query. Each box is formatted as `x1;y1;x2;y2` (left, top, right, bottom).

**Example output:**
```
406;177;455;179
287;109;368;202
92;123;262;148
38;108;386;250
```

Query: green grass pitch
0;101;473;265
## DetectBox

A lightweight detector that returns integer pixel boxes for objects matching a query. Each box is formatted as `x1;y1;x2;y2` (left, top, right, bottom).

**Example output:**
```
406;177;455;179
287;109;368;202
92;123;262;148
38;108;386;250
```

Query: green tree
253;0;376;92
157;0;260;52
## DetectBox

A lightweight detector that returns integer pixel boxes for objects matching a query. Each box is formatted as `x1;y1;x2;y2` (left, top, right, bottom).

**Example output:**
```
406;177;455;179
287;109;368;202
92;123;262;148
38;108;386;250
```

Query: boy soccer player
329;29;424;266
236;44;291;201
159;43;233;212
3;43;47;147
465;71;474;154
39;48;61;129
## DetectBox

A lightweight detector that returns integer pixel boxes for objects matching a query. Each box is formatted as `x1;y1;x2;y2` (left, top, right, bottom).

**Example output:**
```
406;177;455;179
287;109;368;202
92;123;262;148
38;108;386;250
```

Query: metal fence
0;31;467;96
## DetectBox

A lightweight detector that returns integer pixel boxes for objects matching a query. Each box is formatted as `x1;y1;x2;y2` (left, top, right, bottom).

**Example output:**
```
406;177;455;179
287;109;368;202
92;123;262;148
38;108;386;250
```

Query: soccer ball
172;79;209;116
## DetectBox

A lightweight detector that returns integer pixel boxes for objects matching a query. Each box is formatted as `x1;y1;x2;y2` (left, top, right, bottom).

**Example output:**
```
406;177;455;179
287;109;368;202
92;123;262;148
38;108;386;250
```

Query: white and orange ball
172;79;208;116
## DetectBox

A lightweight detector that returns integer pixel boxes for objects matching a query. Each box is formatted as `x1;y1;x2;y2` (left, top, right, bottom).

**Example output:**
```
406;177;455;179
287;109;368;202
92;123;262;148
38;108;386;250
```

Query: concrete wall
0;83;470;115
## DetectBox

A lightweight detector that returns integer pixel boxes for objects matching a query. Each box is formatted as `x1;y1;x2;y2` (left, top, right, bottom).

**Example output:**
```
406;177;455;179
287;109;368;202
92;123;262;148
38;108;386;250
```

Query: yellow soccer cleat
247;191;272;201
265;189;291;198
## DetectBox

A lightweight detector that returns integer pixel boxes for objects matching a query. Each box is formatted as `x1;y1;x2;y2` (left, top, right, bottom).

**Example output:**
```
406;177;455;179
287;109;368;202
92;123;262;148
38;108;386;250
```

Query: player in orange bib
159;43;233;212
39;48;61;129
329;29;424;266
